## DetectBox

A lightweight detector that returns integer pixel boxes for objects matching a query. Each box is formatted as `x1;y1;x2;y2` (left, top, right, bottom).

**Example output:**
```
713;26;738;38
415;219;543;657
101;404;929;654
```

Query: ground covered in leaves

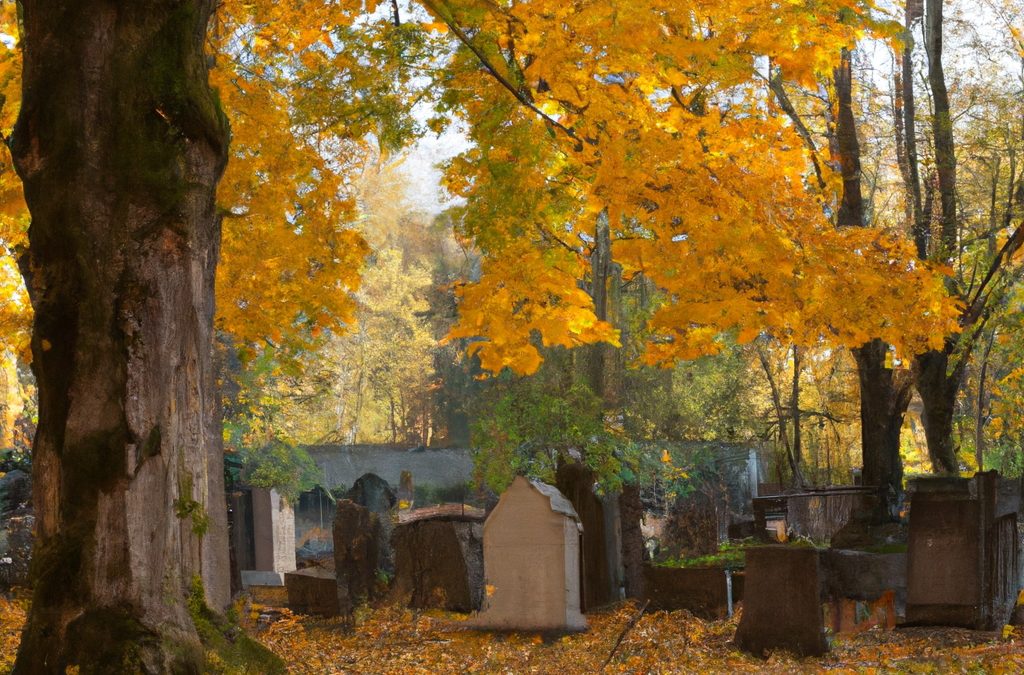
250;600;1024;674
4;593;1024;673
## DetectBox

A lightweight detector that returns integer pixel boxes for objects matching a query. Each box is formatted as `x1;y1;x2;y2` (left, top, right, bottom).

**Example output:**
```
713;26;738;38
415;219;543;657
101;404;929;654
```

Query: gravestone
753;487;875;543
0;469;30;515
333;499;383;616
734;546;828;658
662;482;721;559
285;567;339;616
347;473;397;574
240;487;296;587
556;462;613;610
642;564;743;618
348;472;397;514
391;506;485;612
906;472;1018;629
473;477;586;632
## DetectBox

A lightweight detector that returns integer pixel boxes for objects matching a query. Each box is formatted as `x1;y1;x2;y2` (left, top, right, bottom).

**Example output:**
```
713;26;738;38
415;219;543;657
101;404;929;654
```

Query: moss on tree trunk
10;1;238;671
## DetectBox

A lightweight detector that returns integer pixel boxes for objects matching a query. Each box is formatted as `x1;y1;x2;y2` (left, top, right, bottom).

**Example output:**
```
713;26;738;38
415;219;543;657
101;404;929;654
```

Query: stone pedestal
241;487;296;587
906;472;1018;629
285;567;340;616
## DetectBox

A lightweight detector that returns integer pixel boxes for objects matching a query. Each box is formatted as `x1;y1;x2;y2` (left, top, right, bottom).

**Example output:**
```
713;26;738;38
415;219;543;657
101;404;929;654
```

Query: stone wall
306;445;474;493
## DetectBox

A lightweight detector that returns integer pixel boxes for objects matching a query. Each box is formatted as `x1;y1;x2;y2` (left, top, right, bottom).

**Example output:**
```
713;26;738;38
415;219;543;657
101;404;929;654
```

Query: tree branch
420;0;583;149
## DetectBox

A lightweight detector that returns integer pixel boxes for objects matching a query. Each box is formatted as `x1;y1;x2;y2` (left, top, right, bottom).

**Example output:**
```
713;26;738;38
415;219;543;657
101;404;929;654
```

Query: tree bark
619;483;645;599
588;210;612;401
911;0;965;474
833;50;864;228
852;341;913;519
975;330;995;472
902;5;927;258
790;345;803;470
914;343;964;474
925;0;957;259
12;2;230;671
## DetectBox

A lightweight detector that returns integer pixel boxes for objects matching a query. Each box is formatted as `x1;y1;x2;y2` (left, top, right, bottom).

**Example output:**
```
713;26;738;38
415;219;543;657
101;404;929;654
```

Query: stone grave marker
240;487;296;587
391;504;485;612
473;477;586;632
821;548;906;619
285;567;339;616
641;564;744;618
734;546;828;658
333;499;383;617
347;472;397;574
906;471;1019;629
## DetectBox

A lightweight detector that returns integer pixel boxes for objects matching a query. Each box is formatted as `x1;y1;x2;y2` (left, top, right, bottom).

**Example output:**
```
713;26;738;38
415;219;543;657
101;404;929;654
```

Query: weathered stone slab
391;516;484;612
285;567;340;616
333;499;383;615
734;546;828;658
641;564;743;619
241;570;284;588
906;472;1018;629
247;487;296;578
474;477;586;632
347;473;396;574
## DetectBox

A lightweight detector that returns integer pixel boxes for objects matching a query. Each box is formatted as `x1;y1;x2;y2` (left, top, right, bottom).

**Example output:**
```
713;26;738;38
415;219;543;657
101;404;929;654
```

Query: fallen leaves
3;594;1024;673
0;593;27;672
246;600;1024;674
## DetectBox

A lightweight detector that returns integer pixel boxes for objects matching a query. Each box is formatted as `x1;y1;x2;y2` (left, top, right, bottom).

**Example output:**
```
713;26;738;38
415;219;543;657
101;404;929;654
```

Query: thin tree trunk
619;483;645;599
586;210;642;597
903;3;927;257
975;330;996;472
913;0;966;473
757;345;804;487
833;50;864;228
925;0;957;259
12;2;230;670
914;342;964;474
791;345;803;470
588;210;611;401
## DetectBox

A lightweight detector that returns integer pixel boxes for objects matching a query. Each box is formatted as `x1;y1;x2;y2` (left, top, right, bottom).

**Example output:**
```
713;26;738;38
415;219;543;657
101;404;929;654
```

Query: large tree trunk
12;2;230;671
852;341;913;519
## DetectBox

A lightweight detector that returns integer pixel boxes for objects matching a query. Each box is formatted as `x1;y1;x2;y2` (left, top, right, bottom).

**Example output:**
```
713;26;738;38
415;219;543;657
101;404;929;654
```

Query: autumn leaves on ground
1;593;1023;674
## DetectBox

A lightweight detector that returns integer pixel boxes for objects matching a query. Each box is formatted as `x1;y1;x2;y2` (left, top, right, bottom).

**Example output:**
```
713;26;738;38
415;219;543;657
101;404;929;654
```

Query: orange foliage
434;0;956;374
